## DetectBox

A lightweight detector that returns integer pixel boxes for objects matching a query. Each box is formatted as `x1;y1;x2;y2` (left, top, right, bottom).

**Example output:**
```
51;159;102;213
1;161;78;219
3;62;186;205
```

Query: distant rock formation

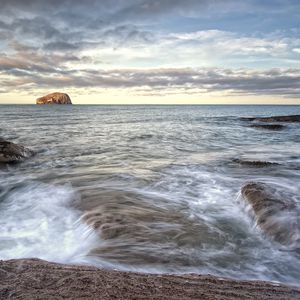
0;139;35;163
241;182;300;252
36;92;72;105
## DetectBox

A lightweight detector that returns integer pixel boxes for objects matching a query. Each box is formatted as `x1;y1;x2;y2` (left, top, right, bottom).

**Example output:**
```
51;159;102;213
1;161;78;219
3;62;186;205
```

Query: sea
0;105;299;286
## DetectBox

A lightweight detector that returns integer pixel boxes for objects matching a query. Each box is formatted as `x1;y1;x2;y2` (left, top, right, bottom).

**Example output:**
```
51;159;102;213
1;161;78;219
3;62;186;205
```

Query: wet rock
0;140;35;163
232;159;279;167
241;115;300;123
36;92;72;105
241;182;300;251
240;117;256;121
255;115;300;122
250;124;285;130
80;190;224;265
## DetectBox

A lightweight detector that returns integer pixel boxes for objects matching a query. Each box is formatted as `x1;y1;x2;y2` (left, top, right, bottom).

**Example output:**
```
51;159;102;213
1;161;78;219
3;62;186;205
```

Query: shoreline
1;259;299;299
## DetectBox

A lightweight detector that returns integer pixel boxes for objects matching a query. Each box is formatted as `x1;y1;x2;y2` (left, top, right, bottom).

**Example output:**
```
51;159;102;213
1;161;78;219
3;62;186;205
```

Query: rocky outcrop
241;182;300;252
250;124;285;130
0;139;34;163
0;259;299;300
241;115;300;123
232;159;279;167
36;92;72;105
255;115;300;122
79;189;221;265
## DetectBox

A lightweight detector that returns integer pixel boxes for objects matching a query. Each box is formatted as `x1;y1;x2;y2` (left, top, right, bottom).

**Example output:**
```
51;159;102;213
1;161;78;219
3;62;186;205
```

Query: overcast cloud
0;0;300;102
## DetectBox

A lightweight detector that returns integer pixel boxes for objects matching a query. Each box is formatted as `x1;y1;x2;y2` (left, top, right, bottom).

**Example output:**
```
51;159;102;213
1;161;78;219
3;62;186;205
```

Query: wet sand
1;259;299;300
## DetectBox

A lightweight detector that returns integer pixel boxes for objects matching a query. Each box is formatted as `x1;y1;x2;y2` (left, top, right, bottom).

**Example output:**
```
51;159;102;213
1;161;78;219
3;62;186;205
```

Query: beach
1;259;299;299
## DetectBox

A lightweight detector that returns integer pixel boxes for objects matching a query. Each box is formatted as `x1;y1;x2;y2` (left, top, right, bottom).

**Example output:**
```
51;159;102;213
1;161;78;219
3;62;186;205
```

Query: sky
0;0;300;104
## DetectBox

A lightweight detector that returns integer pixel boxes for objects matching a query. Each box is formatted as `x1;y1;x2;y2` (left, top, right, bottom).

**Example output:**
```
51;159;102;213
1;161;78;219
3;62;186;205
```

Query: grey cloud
44;41;80;51
1;66;300;98
102;25;154;46
12;17;61;39
0;21;10;30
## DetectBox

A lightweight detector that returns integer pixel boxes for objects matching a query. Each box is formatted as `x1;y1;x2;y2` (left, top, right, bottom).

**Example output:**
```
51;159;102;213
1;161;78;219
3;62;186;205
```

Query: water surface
0;105;299;285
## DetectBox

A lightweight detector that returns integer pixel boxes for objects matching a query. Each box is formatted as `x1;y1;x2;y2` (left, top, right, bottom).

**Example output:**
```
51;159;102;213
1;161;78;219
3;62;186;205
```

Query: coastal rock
232;159;279;167
79;190;224;265
0;259;299;300
241;182;300;251
241;115;300;123
36;92;72;105
0;140;35;163
250;124;285;130
255;115;300;122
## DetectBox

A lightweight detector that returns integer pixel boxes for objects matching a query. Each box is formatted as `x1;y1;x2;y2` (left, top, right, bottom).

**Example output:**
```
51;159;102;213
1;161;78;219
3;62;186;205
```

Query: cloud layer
0;0;300;102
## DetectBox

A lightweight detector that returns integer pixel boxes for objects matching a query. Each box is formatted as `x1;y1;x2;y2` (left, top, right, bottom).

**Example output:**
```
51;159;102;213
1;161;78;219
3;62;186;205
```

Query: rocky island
36;92;72;105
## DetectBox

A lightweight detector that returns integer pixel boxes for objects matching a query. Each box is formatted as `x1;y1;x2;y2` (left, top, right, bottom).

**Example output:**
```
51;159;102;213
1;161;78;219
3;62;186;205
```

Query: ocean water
0;105;299;285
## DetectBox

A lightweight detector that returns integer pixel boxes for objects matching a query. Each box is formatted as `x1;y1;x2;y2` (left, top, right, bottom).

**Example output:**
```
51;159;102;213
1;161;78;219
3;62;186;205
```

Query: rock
255;115;300;122
241;182;300;251
79;190;224;265
36;92;72;105
0;140;35;163
250;124;285;130
241;115;300;123
232;159;279;167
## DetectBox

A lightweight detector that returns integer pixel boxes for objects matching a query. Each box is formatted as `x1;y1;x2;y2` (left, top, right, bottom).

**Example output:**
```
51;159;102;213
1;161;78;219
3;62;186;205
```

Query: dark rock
255;115;300;122
241;115;300;123
36;92;72;105
233;159;279;167
0;140;35;163
240;117;256;121
241;182;300;251
250;124;285;130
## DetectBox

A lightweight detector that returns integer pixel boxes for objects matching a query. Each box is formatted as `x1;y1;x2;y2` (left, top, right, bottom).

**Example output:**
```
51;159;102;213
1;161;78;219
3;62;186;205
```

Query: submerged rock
0;140;35;163
241;182;300;252
250;124;285;130
36;92;72;105
232;159;279;167
79;190;224;265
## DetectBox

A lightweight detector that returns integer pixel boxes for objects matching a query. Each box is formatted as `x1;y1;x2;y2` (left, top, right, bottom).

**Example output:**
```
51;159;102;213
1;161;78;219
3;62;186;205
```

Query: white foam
0;182;99;264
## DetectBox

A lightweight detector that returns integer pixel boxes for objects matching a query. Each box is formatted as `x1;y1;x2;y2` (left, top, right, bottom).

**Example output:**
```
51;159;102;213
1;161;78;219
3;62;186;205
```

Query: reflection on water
0;105;299;285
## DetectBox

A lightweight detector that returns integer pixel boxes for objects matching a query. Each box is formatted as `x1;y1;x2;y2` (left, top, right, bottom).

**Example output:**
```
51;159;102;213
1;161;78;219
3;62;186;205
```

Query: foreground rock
79;189;234;266
241;182;300;252
36;92;72;105
0;259;299;300
0;139;34;163
242;115;300;123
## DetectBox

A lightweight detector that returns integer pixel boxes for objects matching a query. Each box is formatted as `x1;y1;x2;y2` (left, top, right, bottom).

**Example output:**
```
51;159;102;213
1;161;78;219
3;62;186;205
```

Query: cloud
44;41;80;51
0;0;299;102
1;65;300;98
